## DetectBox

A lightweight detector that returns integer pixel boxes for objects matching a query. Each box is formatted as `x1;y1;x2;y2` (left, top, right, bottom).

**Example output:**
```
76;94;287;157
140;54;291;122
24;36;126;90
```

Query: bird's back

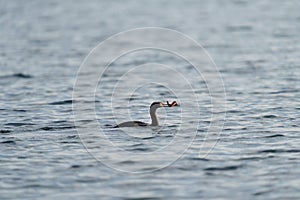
114;121;149;128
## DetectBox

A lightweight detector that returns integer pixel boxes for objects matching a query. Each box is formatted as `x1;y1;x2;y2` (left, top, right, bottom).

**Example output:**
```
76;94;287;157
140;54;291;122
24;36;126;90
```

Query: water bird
114;101;179;128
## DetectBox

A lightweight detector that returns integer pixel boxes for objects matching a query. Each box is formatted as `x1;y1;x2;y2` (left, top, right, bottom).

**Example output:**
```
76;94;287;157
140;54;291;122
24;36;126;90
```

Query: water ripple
5;122;35;127
0;140;17;144
48;100;73;105
0;73;33;79
204;165;243;171
257;149;300;154
262;134;285;138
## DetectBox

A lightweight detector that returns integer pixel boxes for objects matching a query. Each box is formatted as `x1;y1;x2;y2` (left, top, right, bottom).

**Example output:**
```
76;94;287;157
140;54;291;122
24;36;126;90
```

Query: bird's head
150;101;179;109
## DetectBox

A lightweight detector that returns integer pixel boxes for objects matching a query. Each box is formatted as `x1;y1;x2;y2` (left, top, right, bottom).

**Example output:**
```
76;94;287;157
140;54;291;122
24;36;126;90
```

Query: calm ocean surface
1;0;299;199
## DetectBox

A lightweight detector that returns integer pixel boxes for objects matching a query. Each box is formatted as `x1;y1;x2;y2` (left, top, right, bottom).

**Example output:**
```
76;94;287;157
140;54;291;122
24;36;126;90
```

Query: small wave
263;134;285;138
70;164;81;168
253;189;274;196
269;89;299;94
103;124;115;128
17;156;27;159
129;147;150;152
141;136;156;140
188;157;210;161
0;109;27;112
262;114;277;119
39;126;75;131
1;140;16;144
0;73;33;79
227;109;241;113
66;135;79;139
60;140;79;144
224;127;247;131
13;109;27;112
39;126;56;131
258;149;300;153
5;122;35;127
140;167;161;173
128;143;143;147
204;165;242;171
52;120;68;124
0;129;12;133
237;155;274;161
118;160;136;164
49;100;73;105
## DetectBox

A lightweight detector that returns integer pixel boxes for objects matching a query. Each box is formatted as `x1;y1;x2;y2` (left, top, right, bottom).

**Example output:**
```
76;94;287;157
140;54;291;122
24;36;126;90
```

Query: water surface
0;0;299;199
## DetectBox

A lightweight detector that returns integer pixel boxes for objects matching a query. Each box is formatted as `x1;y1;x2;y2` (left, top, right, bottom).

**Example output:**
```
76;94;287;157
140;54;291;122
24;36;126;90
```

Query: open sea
0;0;299;199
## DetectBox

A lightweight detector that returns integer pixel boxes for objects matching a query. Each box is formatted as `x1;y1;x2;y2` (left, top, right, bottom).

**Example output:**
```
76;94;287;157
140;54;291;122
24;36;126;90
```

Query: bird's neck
150;107;159;126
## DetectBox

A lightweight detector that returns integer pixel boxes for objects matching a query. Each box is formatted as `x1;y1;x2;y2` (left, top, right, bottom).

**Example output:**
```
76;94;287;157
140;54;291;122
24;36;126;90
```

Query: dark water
1;0;300;199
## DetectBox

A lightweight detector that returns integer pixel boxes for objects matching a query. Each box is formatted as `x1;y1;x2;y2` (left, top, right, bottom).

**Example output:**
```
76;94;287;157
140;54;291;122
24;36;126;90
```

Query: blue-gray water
1;0;299;199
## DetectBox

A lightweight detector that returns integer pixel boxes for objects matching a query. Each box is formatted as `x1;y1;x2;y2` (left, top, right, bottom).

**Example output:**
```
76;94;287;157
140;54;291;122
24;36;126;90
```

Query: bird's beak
165;101;179;107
